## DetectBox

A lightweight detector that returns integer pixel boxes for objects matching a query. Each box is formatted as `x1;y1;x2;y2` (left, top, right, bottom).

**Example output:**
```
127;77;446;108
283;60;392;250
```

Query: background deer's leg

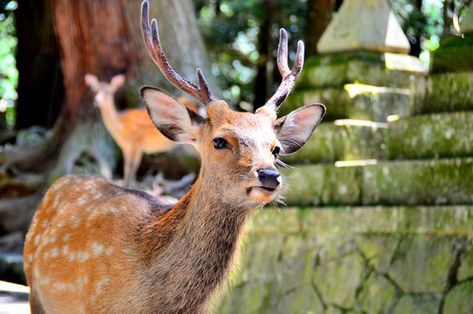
123;149;133;188
128;149;142;188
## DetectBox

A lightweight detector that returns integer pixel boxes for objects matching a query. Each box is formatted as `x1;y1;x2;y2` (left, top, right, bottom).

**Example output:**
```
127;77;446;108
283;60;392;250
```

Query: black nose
257;168;281;189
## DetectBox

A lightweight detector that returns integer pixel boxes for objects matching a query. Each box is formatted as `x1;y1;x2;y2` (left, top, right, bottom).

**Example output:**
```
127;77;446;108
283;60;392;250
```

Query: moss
443;281;473;314
298;52;424;89
282;120;386;164
392;295;440;314
282;164;362;206
420;72;473;114
432;34;473;73
362;158;473;205
388;235;457;293
357;274;398;312
281;87;350;120
312;252;366;308
387;112;473;160
217;207;473;313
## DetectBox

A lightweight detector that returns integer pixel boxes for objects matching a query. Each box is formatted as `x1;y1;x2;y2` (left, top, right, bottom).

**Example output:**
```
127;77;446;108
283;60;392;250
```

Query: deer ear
84;74;100;90
274;104;325;154
110;74;125;91
141;86;205;144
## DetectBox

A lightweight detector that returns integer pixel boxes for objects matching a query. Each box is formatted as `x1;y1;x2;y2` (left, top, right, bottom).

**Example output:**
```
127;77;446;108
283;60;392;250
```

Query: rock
421;72;473;113
386;112;473;160
392;294;440;314
443;281;473;313
317;0;410;54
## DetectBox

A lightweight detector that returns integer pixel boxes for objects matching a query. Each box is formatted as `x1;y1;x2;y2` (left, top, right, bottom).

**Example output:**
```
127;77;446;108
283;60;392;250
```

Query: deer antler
141;0;216;105
257;28;304;115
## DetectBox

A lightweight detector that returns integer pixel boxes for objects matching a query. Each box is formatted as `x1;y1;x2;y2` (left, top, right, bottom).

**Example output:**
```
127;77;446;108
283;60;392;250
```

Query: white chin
247;187;276;203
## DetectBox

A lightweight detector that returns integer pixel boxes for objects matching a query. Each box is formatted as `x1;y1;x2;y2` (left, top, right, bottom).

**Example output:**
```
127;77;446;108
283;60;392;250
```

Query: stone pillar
282;0;426;123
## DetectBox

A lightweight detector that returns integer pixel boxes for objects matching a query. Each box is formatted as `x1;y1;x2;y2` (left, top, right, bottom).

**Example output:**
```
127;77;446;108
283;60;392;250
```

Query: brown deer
84;74;200;188
23;1;325;313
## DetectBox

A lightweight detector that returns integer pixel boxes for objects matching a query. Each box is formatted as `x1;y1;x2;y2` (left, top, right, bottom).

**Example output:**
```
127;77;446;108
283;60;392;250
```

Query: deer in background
23;1;325;313
84;74;200;188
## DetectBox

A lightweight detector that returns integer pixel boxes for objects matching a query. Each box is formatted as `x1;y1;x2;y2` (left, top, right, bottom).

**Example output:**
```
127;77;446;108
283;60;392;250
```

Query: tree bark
253;0;274;109
3;0;215;235
306;0;335;55
15;0;63;130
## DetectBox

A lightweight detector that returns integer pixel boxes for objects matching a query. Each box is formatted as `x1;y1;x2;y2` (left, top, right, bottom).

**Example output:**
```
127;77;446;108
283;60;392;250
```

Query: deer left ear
274;104;326;154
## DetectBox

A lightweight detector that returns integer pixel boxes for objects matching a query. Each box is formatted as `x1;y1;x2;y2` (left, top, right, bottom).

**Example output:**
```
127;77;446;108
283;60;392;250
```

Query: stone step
386;111;473;160
284;112;473;164
282;85;412;122
417;72;473;114
217;206;473;314
283;158;473;206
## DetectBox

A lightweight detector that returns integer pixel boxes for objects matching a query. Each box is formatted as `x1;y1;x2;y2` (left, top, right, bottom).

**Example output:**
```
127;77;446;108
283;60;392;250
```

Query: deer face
85;74;125;107
140;0;325;204
141;88;325;205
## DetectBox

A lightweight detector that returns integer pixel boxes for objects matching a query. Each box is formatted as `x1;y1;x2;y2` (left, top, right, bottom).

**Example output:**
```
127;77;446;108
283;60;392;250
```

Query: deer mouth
247;186;277;195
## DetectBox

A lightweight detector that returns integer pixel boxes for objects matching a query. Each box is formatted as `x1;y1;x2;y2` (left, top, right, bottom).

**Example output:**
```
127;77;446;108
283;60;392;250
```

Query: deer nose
257;168;281;189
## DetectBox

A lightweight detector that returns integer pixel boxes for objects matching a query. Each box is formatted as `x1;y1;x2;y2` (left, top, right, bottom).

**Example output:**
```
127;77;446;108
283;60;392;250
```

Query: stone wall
216;208;473;314
216;7;473;311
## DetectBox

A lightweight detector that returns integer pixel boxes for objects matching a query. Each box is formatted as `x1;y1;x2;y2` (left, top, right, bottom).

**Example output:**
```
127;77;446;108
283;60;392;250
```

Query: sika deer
84;74;200;187
23;1;325;313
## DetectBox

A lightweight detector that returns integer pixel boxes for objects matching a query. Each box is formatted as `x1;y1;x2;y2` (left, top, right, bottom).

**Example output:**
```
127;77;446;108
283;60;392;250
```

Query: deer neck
98;94;123;136
140;167;254;311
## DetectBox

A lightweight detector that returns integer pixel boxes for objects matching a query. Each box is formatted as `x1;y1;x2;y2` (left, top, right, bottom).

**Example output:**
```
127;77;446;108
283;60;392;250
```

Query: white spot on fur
67;252;76;262
92;242;105;256
62;245;69;255
34;235;41;246
50;248;59;258
63;234;72;242
78;252;90;262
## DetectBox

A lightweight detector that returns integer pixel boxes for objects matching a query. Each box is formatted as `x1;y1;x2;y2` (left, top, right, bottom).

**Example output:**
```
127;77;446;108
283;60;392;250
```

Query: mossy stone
282;164;362;206
392;295;440;314
420;72;473;114
386;112;473;160
431;34;473;73
362;158;473;205
357;274;398;313
443;281;473;314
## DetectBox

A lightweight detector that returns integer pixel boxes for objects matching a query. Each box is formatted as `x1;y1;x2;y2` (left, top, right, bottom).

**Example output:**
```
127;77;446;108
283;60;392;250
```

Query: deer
23;1;325;313
84;73;201;188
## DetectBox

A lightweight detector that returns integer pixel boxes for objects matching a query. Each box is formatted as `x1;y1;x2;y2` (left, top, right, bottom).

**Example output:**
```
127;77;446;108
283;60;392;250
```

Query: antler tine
141;0;215;104
277;29;291;78
258;28;305;114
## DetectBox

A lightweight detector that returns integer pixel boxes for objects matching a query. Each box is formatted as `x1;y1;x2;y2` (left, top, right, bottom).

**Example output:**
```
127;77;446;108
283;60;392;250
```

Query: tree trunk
15;0;63;130
49;0;218;176
2;0;216;235
306;0;335;55
410;0;423;57
253;0;273;109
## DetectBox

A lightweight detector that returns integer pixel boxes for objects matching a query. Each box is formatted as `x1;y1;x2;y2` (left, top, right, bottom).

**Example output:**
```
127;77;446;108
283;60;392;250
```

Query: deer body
85;74;199;188
24;1;325;312
24;174;248;313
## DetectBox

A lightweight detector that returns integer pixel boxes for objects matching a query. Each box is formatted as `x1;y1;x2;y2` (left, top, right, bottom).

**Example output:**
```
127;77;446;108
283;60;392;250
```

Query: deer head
140;0;325;205
85;74;125;107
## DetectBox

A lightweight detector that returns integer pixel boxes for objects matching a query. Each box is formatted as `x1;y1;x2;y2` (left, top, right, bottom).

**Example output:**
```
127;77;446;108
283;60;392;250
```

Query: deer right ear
141;87;205;144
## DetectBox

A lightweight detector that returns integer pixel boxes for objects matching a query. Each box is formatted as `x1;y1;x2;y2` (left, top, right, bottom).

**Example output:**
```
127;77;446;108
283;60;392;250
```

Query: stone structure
217;1;473;313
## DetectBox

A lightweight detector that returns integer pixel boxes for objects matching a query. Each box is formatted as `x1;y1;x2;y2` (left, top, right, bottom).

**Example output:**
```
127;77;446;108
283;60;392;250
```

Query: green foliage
197;0;306;108
0;0;17;128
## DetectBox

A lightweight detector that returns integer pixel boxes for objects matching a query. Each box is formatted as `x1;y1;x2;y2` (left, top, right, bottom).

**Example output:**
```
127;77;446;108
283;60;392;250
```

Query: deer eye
213;137;229;149
272;146;281;157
